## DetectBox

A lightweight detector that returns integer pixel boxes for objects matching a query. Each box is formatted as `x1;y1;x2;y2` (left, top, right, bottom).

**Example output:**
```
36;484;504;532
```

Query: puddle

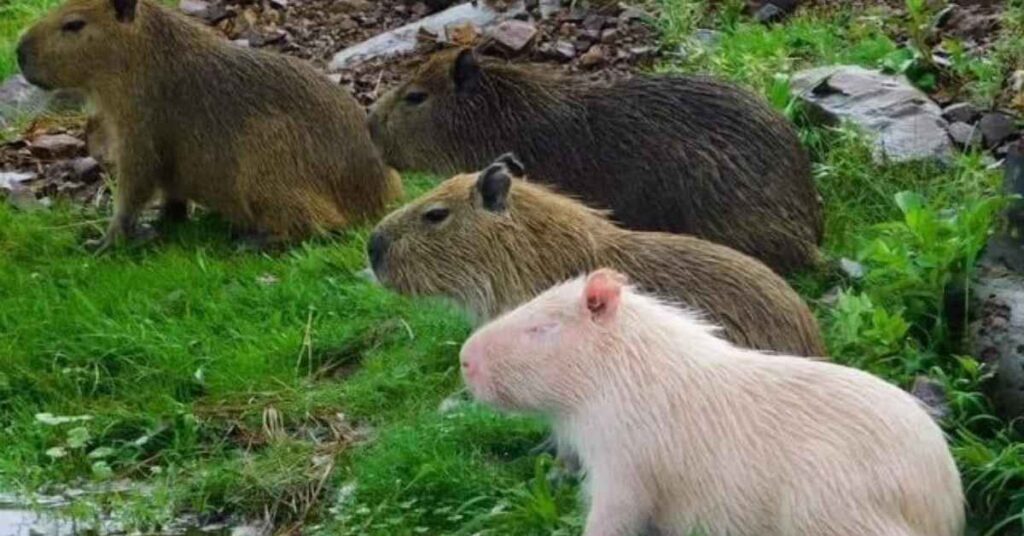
0;497;242;536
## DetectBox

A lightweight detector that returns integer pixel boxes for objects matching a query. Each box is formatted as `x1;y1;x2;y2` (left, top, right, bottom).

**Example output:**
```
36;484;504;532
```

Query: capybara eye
61;19;86;33
404;91;428;105
421;207;450;224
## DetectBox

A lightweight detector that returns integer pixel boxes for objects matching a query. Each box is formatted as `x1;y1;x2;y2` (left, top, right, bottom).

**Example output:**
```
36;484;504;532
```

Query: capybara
460;268;965;536
367;48;822;273
17;0;401;250
368;155;826;358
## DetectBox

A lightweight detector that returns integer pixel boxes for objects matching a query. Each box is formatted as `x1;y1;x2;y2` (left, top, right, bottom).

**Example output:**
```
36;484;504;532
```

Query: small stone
839;258;865;279
70;157;101;182
552;40;576;61
335;0;370;12
410;2;430;17
948;122;982;149
579;44;607;68
910;376;950;421
694;28;720;48
0;171;36;191
29;134;85;159
628;46;656;60
600;27;619;43
231;38;251;48
979;112;1018;148
488;19;537;53
574;38;593;53
942;102;980;124
269;0;287;8
178;0;209;17
754;3;785;24
618;7;647;24
582;14;607;31
1011;70;1024;94
326;73;342;85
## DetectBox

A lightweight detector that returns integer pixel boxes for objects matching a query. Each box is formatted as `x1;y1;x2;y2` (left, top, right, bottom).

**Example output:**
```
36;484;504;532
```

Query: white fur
463;275;965;536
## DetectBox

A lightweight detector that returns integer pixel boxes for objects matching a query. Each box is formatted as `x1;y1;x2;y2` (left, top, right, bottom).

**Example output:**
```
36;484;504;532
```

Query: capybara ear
452;48;482;94
583;269;627;323
493;153;525;178
476;163;512;213
112;0;138;22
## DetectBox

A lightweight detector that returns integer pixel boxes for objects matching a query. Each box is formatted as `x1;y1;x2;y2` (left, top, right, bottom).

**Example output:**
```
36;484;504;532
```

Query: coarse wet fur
368;48;823;274
460;269;965;536
17;0;401;250
369;155;826;358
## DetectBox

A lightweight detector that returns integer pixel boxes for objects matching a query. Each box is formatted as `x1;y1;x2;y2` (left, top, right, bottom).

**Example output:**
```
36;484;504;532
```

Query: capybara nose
460;351;480;383
367;231;388;271
460;338;485;383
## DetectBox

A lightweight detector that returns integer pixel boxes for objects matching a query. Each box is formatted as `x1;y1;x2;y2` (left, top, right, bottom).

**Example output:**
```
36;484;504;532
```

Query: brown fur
369;157;826;357
368;48;823;274
18;0;401;249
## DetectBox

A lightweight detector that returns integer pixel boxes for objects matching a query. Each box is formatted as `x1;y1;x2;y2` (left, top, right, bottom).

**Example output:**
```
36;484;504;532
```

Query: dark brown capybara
367;48;823;274
368;154;826;358
18;0;402;251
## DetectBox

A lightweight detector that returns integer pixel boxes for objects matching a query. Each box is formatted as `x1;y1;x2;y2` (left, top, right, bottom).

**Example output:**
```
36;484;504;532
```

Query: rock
910;376;950;422
488;19;537;53
693;28;720;48
179;0;229;24
1011;70;1024;94
599;27;619;43
969;143;1024;428
178;0;208;17
582;14;607;31
618;7;649;24
29;134;85;159
335;0;371;12
545;40;576;61
978;112;1018;148
579;44;607;68
838;258;865;279
329;1;527;70
70;157;101;182
0;75;80;128
942;102;980;124
753;3;785;23
0;171;36;191
948;121;983;149
538;0;561;19
791;65;954;163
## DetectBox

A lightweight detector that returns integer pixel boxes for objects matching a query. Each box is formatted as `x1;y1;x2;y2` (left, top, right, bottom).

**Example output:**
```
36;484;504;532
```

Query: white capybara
459;268;965;536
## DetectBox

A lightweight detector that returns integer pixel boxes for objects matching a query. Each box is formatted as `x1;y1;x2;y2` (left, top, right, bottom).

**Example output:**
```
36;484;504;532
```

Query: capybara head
367;153;609;320
460;268;630;411
17;0;143;90
367;48;537;173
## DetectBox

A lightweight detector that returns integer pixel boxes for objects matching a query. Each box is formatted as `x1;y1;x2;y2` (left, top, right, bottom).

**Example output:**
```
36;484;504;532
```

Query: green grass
0;0;62;79
2;1;1024;535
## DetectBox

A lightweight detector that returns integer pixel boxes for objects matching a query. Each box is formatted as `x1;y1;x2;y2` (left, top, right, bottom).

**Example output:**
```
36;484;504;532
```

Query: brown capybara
367;48;823;274
368;154;826;358
460;268;964;536
17;0;401;250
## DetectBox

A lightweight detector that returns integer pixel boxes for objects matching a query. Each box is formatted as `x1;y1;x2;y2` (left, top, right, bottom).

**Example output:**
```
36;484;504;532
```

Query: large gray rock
791;65;954;163
969;141;1024;428
329;1;525;71
0;75;84;129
